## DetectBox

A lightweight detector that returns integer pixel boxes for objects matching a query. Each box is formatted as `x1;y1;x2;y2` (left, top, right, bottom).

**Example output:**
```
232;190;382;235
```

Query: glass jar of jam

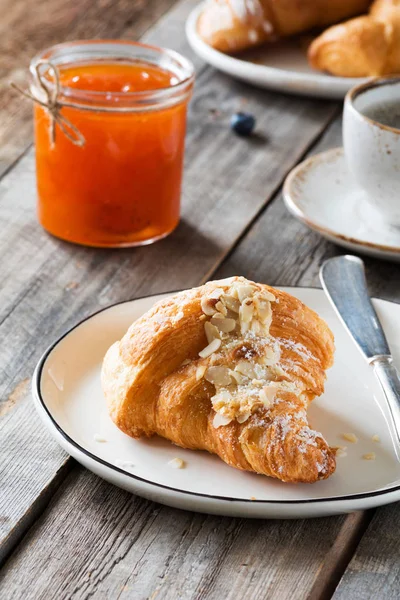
30;41;194;247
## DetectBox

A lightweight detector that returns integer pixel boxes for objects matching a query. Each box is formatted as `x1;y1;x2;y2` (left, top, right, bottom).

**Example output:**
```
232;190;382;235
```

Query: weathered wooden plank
0;0;198;178
212;113;400;599
0;0;202;562
0;17;340;564
0;467;353;600
0;17;335;568
3;33;399;592
332;503;400;600
0;86;338;562
0;110;366;600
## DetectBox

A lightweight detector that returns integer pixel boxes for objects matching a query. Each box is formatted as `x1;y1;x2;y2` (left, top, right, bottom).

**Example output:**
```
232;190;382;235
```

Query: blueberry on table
230;112;256;136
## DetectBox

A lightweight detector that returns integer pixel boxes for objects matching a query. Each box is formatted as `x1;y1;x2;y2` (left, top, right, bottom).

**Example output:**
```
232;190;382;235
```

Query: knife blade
320;254;400;459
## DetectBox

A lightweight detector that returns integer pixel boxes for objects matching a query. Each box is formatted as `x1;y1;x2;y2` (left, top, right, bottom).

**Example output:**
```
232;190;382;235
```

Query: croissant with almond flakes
101;277;336;484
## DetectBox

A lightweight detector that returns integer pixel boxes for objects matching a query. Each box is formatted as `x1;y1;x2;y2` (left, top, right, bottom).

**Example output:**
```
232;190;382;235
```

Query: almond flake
196;365;207;381
239;301;254;324
181;359;191;366
221;294;240;313
211;316;236;333
204;321;220;343
335;448;347;458
168;458;185;469
94;434;107;443
258;355;272;365
237;412;251;424
258;387;272;407
259;347;278;366
235;361;257;379
199;338;221;358
262;383;281;405
362;452;376;461
372;434;380;443
214;277;236;286
342;433;358;444
250;319;262;334
211;390;232;407
213;413;232;428
209;287;224;300
256;299;271;322
264;291;276;302
215;301;227;316
236;284;257;302
201;296;218;316
205;366;232;386
230;369;246;385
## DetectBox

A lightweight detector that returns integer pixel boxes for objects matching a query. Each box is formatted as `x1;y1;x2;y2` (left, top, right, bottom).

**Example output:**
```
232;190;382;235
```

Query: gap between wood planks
308;510;374;600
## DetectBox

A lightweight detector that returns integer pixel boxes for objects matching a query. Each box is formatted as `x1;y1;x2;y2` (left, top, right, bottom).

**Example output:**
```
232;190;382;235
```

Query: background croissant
102;277;336;484
309;0;400;76
198;0;371;53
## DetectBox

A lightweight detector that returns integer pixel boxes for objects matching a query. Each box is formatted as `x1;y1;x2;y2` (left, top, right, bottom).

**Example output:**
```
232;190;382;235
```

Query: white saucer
283;148;400;262
185;3;366;99
33;289;400;519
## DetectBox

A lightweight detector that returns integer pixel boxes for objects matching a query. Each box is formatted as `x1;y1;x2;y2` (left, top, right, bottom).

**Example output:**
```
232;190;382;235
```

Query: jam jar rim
30;39;195;112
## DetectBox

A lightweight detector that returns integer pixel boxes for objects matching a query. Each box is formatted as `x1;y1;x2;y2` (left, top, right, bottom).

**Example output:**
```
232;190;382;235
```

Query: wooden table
1;1;400;598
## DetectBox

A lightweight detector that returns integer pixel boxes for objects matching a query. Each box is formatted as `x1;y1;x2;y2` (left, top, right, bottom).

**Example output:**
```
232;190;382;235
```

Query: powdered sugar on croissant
197;281;296;426
102;277;336;483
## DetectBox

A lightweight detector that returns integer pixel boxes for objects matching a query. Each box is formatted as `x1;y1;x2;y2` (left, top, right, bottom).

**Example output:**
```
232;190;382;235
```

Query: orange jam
33;43;194;247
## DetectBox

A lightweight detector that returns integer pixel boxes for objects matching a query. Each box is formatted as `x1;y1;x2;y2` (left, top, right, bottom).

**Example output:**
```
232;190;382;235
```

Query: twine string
11;60;86;148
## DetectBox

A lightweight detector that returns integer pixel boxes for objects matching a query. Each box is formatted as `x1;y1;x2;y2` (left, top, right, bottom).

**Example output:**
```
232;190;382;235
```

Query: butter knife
320;254;400;459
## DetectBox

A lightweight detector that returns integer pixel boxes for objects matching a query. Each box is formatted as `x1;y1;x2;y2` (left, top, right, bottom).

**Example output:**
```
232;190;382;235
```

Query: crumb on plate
116;460;135;469
168;458;185;469
341;433;358;444
335;448;347;458
362;452;376;461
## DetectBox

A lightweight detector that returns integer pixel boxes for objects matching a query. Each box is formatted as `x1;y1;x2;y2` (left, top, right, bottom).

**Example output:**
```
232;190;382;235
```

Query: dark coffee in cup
362;100;400;130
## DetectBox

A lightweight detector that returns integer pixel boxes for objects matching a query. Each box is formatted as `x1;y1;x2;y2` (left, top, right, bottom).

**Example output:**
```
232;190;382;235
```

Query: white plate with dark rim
33;288;400;519
283;147;400;262
185;3;366;100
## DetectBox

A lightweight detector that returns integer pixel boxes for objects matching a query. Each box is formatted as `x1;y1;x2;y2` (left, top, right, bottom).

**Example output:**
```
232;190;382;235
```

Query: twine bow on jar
11;60;86;148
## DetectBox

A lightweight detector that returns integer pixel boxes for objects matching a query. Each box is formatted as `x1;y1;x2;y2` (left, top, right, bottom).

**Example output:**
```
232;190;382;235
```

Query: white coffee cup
343;77;400;225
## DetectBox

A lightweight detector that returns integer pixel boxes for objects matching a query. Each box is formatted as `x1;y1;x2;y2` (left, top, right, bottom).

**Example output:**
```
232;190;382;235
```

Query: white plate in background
185;3;367;99
32;289;400;518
